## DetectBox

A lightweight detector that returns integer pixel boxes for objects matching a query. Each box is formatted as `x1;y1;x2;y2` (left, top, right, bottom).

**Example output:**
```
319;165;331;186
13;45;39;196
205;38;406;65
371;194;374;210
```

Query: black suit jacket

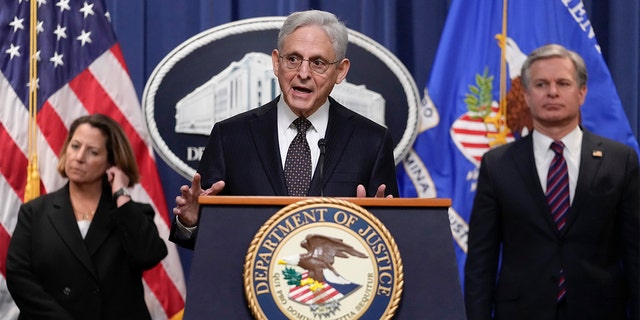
464;129;640;320
170;96;398;248
7;182;168;320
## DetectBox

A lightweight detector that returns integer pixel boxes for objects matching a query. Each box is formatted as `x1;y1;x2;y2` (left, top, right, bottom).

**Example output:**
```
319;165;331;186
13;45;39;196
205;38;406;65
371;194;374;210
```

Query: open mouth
293;86;312;93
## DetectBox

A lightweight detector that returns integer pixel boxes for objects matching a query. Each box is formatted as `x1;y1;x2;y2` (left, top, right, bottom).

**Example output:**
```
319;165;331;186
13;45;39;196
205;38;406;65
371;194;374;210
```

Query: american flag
288;271;358;305
0;0;186;318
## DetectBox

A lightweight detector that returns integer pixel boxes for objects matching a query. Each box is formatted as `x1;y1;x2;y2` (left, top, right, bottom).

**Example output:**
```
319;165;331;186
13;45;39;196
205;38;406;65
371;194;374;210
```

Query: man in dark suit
464;44;639;320
169;10;398;249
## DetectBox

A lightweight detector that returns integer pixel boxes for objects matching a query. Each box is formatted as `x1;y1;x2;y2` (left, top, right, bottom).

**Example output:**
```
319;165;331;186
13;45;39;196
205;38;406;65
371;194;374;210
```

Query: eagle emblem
278;234;368;316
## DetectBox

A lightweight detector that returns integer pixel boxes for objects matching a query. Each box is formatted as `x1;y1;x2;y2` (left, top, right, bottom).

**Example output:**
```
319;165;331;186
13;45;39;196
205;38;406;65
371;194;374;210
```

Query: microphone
318;138;326;197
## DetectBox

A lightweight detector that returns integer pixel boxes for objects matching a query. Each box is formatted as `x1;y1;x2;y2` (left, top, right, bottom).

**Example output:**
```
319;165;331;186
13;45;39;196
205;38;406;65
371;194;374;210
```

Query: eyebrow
283;52;330;60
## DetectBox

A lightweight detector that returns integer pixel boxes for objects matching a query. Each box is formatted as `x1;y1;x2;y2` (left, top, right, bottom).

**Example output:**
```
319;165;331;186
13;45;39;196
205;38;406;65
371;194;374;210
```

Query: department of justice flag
397;0;639;286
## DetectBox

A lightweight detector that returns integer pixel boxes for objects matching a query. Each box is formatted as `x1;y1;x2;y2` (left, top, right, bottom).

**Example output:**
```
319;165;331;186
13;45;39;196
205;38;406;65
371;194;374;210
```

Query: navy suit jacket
464;128;639;320
170;96;398;248
7;182;167;320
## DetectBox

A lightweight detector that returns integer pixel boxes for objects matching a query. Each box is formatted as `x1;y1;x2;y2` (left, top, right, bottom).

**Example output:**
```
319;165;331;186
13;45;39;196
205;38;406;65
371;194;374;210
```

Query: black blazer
7;182;168;320
170;96;399;248
464;129;639;320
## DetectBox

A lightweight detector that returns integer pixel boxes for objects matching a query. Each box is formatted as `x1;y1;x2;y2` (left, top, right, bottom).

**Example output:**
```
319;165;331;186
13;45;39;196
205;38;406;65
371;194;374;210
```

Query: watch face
115;188;129;198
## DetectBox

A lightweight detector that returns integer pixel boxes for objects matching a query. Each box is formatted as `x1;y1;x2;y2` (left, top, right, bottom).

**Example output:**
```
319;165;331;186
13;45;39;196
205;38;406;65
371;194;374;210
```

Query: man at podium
169;10;398;249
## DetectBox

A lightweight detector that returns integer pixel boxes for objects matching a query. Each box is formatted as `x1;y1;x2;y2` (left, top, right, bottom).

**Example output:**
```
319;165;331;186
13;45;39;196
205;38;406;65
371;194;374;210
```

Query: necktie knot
293;117;311;134
550;141;564;156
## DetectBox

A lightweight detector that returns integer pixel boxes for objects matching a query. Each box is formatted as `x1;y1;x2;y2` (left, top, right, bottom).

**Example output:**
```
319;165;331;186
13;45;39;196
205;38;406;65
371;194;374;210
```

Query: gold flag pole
25;0;40;202
498;0;508;124
486;0;511;146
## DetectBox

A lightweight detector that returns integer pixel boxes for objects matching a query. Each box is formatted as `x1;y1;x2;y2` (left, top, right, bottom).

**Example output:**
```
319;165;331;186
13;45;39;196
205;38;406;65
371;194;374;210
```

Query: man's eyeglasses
279;55;339;74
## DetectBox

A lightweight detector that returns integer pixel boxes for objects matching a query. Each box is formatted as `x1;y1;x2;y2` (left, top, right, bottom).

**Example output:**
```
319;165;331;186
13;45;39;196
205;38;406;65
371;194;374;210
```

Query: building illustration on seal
174;52;386;136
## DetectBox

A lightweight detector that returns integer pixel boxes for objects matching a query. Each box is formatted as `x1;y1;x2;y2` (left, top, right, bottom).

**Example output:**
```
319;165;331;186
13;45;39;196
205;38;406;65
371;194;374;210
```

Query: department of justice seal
244;198;403;320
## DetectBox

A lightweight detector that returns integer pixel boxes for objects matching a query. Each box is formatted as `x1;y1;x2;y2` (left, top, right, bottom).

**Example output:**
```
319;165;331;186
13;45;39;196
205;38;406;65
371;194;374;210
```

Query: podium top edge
198;196;452;208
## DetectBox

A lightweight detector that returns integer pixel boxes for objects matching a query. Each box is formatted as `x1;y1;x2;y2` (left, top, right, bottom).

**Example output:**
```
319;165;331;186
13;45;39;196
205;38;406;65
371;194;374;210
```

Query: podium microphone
318;138;326;197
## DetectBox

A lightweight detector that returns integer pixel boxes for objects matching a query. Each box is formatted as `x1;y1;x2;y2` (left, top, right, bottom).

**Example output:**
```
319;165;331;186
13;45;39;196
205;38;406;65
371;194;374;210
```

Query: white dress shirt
175;97;330;237
533;126;582;204
277;97;329;173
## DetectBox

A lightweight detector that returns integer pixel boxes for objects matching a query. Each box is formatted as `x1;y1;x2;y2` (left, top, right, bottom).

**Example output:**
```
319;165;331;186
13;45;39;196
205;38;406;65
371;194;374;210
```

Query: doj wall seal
142;17;420;180
244;198;403;319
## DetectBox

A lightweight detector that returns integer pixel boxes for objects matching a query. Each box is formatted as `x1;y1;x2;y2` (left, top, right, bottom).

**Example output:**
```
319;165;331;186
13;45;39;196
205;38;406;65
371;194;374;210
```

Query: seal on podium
244;198;403;319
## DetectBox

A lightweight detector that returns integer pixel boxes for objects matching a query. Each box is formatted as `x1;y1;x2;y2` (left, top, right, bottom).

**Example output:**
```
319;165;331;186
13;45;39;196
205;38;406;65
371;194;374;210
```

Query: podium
184;196;466;319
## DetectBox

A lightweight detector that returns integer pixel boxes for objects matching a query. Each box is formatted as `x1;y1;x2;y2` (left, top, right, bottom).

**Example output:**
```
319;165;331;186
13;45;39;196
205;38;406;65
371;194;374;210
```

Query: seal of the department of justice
244;198;403;320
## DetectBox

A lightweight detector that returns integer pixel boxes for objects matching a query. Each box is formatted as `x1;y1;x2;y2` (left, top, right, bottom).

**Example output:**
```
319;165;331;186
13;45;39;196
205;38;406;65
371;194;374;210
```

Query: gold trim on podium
199;196;452;207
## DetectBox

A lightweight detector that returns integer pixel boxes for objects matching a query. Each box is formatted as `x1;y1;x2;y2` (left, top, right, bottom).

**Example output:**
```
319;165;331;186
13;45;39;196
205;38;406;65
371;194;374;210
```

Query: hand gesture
106;166;130;193
356;184;393;198
173;173;225;227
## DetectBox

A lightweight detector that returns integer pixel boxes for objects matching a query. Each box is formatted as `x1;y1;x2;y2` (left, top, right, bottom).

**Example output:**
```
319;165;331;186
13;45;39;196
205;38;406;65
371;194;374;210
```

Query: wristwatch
113;188;131;200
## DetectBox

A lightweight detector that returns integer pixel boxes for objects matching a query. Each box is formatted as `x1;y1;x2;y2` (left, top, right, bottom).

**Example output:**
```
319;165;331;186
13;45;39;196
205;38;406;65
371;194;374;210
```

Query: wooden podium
184;196;466;319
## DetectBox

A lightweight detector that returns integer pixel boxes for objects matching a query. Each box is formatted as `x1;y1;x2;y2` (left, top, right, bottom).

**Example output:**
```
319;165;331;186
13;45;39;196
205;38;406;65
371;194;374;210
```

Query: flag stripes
288;271;344;305
0;0;186;317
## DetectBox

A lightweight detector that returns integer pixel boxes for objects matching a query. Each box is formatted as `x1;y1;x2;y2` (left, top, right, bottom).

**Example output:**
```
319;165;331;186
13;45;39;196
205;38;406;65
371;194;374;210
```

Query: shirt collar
533;126;583;156
277;97;329;136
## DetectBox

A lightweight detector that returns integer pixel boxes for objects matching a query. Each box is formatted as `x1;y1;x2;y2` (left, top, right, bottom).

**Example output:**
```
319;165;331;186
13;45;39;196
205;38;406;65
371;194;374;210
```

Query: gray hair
278;10;348;60
520;44;588;89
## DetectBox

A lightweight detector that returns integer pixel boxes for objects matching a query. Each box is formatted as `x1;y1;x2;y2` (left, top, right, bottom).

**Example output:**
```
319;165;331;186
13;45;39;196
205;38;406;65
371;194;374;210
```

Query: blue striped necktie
546;140;569;301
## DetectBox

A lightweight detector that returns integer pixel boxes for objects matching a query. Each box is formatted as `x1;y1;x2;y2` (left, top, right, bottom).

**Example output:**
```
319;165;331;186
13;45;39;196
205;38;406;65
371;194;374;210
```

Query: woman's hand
106;166;130;192
107;166;131;206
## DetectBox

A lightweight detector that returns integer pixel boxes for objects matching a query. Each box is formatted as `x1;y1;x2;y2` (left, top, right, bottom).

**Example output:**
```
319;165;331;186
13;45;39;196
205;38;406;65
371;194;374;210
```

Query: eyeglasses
279;54;339;74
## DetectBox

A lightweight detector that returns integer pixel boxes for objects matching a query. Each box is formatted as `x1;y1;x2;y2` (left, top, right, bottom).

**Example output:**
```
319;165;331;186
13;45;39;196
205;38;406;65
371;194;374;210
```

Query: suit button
63;287;71;295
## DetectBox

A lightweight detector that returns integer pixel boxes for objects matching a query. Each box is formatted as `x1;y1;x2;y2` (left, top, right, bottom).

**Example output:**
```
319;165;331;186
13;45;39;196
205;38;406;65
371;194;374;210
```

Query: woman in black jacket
7;114;167;319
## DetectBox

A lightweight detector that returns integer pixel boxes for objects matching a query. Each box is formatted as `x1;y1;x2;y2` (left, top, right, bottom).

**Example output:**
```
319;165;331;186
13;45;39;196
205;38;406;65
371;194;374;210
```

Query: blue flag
397;0;640;287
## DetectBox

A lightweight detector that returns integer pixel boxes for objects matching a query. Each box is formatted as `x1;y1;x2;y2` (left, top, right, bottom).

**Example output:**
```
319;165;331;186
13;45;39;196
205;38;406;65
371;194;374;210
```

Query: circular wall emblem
244;198;403;319
142;17;420;179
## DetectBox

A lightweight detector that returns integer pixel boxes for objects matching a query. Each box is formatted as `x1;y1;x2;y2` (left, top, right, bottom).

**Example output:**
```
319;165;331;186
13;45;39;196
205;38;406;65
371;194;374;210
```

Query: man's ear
335;58;350;84
272;49;281;77
578;85;587;105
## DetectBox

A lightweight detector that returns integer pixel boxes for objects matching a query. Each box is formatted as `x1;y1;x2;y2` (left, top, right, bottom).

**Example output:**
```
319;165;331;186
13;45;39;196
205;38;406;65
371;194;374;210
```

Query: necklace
70;193;98;221
73;206;95;220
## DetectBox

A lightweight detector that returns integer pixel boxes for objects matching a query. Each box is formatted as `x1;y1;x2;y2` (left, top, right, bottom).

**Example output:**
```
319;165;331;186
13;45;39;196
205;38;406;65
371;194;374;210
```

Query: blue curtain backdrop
103;0;639;279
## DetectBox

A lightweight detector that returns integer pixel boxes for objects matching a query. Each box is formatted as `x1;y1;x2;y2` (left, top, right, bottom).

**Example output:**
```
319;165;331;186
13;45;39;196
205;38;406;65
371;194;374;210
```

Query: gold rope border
243;198;404;319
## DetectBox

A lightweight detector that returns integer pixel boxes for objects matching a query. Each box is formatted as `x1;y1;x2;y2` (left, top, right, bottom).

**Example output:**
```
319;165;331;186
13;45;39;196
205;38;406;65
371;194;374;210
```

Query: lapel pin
592;150;603;158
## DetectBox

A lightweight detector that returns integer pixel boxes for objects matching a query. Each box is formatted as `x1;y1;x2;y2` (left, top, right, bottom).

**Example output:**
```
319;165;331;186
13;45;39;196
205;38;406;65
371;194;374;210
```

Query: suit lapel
511;135;562;234
249;99;288;195
308;99;355;195
562;130;602;234
84;187;115;257
48;188;98;279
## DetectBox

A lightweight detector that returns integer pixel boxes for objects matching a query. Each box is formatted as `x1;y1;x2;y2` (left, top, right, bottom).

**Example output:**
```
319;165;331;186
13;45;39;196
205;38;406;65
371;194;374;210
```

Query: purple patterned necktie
546;140;569;301
284;117;312;196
